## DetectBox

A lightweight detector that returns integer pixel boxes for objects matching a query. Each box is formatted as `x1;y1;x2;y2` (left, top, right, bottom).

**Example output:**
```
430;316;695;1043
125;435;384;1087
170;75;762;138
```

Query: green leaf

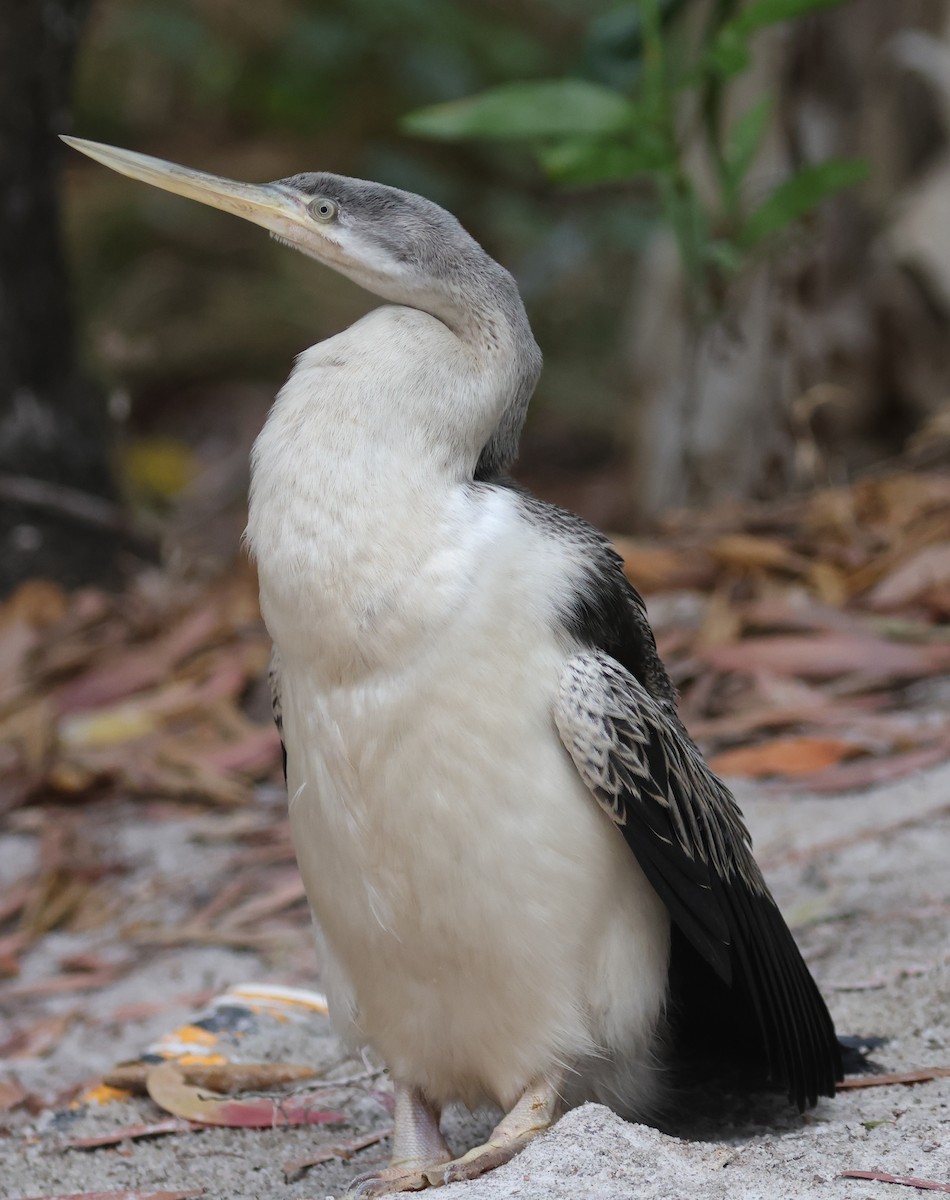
706;0;846;78
731;0;847;38
704;28;751;79
401;79;637;141
739;158;868;249
725;95;772;189
702;239;745;275
538;130;673;183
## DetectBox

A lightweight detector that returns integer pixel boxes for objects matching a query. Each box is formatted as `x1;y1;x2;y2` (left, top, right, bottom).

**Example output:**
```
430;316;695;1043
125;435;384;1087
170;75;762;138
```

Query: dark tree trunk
0;0;120;591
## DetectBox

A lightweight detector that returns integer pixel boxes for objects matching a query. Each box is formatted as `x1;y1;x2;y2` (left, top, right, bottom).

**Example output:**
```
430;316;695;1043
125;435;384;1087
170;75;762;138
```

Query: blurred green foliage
72;0;652;428
67;0;866;465
405;0;867;316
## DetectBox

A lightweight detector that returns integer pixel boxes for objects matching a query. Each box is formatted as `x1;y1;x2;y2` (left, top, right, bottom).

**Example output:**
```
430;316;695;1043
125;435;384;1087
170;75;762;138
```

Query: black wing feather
555;649;841;1109
268;647;287;781
523;488;842;1110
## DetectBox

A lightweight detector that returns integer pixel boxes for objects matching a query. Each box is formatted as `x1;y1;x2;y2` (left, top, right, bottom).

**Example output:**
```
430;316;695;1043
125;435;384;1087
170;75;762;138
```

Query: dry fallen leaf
0;930;29;978
710;736;863;779
769;740;950;794
0;579;70;630
0;1078;28;1112
58;706;159;750
613;536;714;592
0;968;123;1003
104;1060;319;1096
2;466;945;816
220;873;306;929
700;633;950;680
709;533;805;573
866;543;950;610
0;1012;75;1059
145;1061;345;1128
54;601;225;715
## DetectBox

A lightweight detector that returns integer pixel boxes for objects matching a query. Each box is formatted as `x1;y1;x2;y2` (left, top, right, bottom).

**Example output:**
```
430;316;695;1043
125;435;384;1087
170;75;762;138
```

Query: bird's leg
346;1082;452;1197
424;1075;562;1187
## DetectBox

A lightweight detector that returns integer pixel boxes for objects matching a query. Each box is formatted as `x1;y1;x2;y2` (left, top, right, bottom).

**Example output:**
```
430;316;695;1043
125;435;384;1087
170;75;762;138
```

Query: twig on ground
841;1170;950;1193
838;1066;950;1090
283;1126;394;1182
66;1119;196;1149
16;1191;204;1200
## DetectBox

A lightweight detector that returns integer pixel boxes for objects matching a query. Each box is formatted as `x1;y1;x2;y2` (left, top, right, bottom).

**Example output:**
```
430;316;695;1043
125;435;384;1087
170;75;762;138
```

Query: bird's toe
426;1075;559;1185
345;1164;433;1197
431;1139;522;1185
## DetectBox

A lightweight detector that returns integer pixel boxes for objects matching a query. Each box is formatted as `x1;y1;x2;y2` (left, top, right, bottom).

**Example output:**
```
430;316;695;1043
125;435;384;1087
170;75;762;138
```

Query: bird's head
60;137;502;321
61;137;541;474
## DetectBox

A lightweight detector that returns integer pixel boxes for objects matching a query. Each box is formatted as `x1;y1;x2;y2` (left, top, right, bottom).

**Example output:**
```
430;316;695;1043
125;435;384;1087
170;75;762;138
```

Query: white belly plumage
262;482;670;1114
282;643;667;1109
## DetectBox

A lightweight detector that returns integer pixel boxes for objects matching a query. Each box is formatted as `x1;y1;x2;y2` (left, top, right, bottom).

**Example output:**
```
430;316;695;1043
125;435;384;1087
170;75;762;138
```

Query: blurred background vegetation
5;0;950;587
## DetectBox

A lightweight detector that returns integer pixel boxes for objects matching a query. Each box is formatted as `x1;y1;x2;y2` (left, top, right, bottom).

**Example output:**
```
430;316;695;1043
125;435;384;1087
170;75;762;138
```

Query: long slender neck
427;253;543;480
246;248;541;653
328;241;543;481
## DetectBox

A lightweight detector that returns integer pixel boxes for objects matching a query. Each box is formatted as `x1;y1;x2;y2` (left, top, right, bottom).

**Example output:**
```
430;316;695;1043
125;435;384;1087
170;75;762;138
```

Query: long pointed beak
60;136;307;234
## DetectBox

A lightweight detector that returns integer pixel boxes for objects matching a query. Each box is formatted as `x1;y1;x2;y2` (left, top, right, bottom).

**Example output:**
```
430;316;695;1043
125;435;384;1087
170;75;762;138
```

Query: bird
62;136;842;1195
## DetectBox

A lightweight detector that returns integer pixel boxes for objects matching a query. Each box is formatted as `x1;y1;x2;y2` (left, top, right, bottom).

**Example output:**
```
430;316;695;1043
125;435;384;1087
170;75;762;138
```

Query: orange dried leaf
709;533;800;572
0;579;69;629
46;759;100;793
710;736;862;779
806;559;849;606
0;1078;28;1111
105;1060;318;1096
84;1083;135;1106
773;741;950;793
695;590;742;650
612;537;711;592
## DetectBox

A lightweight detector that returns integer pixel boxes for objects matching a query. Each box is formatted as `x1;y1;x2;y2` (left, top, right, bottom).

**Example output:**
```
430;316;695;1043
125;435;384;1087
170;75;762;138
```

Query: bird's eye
308;197;338;223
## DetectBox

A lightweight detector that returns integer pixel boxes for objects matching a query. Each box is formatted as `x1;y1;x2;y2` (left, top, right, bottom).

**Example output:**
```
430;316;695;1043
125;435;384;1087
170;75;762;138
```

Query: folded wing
554;648;841;1109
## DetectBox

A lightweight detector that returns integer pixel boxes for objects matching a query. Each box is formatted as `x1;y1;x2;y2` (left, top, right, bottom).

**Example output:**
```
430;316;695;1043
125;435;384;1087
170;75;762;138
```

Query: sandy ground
1;762;949;1200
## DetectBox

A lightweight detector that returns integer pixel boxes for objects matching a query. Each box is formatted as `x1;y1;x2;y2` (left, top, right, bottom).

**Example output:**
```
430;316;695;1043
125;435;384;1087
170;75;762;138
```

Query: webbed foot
423;1076;560;1187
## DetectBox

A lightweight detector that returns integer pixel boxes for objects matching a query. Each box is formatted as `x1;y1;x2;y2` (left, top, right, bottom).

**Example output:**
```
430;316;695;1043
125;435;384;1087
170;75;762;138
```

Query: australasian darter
62;136;842;1196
